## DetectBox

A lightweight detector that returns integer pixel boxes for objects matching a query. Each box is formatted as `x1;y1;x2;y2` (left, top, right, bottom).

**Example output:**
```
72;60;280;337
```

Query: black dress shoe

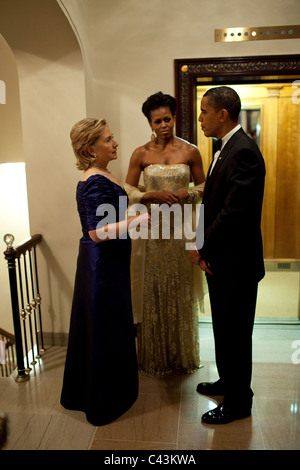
201;404;251;425
196;381;225;396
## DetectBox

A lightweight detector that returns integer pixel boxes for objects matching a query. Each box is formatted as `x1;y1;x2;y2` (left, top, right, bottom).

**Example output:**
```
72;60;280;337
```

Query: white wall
0;33;30;332
0;34;23;162
59;0;300;179
0;0;85;334
0;0;299;336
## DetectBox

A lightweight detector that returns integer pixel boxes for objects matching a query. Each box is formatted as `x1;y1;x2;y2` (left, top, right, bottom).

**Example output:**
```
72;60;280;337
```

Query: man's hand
189;249;201;265
198;258;213;275
189;248;213;275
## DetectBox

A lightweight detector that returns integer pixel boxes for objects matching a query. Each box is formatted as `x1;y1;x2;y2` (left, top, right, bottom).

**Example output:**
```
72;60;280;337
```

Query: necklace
94;166;111;174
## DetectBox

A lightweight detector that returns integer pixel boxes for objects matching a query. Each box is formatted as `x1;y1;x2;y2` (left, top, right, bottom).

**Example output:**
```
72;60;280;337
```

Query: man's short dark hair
204;86;241;121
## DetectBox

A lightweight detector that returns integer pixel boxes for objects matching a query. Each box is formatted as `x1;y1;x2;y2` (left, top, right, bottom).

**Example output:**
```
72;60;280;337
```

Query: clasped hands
189;248;213;275
152;189;189;206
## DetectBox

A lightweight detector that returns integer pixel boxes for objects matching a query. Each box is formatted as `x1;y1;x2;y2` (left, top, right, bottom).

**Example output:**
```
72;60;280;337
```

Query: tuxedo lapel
203;146;228;194
204;128;245;193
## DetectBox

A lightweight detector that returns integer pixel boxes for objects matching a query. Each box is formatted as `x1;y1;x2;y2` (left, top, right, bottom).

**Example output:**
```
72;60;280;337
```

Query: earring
93;153;97;157
151;130;156;142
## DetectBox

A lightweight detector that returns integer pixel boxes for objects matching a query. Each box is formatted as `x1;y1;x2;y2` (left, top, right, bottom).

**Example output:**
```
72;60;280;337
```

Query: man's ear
219;108;229;122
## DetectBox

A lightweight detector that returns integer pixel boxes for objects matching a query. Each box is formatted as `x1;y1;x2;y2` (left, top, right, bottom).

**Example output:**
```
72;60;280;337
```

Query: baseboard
264;259;300;271
198;317;300;326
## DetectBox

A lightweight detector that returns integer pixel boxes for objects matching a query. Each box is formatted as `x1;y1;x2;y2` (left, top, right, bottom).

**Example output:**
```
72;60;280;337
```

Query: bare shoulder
130;141;156;168
130;144;147;164
175;137;201;160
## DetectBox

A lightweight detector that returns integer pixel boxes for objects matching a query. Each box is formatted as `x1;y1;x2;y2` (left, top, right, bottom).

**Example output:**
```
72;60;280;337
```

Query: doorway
196;82;300;261
175;55;300;322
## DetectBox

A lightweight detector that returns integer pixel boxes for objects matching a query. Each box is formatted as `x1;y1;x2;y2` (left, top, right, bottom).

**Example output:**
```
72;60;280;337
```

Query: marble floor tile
138;371;183;395
255;397;300;450
93;391;181;444
90;439;177;451
252;363;300;399
1;325;300;451
3;412;95;450
177;394;264;450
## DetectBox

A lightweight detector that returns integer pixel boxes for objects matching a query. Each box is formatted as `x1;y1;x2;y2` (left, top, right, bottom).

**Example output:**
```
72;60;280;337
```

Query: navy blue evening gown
60;174;138;426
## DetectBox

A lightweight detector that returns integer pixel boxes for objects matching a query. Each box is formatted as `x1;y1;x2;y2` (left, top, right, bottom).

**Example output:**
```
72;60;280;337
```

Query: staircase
0;328;17;377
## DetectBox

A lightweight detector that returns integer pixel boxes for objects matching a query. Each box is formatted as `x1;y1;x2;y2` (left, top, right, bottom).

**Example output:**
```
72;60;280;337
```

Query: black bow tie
214;139;222;152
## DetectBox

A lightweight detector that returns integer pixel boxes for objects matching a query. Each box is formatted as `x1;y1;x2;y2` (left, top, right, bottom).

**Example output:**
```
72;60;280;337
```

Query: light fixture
0;163;30;244
215;25;300;42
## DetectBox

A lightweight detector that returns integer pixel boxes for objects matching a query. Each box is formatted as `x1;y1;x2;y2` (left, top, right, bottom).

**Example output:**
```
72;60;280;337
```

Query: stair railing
3;233;44;382
0;328;16;377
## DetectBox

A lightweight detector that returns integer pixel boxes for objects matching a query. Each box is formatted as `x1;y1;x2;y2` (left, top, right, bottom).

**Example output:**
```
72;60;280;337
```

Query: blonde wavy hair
70;118;107;170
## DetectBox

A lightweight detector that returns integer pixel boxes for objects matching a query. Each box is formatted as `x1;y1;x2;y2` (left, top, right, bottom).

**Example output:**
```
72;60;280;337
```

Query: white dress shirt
209;124;241;175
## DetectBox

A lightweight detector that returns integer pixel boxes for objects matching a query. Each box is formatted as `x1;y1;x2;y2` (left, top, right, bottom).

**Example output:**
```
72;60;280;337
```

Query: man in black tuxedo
192;86;265;424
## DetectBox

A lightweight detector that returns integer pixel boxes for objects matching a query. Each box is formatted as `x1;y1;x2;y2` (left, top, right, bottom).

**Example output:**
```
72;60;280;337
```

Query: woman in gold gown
125;92;206;377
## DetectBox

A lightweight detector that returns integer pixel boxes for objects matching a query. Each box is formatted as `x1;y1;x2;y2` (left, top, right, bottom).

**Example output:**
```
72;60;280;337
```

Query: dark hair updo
142;91;177;121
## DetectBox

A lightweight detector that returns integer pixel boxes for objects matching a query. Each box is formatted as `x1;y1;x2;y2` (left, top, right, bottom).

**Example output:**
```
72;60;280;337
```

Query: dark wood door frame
174;54;300;144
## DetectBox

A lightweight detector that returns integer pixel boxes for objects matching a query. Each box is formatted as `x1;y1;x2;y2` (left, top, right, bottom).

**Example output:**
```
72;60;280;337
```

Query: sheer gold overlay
125;164;206;377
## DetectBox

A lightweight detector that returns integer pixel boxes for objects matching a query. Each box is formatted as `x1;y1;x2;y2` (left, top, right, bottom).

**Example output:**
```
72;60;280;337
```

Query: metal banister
3;234;44;382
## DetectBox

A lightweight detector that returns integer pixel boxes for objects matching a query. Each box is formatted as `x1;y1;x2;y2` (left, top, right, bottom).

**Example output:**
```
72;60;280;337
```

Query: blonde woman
61;118;150;426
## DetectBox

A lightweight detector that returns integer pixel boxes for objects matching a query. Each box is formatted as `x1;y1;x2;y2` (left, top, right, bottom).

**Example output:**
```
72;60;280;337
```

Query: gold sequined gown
136;164;204;377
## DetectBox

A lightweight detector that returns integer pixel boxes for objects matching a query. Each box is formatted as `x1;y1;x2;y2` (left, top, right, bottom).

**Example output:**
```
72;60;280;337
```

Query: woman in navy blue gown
61;118;150;426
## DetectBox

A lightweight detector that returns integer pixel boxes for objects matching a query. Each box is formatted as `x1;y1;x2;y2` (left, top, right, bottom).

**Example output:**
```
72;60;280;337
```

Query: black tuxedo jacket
199;127;266;283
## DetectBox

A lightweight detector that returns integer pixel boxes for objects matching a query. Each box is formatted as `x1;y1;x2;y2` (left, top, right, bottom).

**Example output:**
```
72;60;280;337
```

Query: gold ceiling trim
215;25;300;42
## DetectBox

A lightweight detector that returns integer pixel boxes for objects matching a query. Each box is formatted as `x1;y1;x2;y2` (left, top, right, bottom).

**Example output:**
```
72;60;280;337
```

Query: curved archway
0;34;30;332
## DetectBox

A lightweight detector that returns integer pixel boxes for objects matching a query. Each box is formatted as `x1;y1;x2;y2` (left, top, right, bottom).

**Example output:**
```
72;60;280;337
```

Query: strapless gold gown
135;164;204;377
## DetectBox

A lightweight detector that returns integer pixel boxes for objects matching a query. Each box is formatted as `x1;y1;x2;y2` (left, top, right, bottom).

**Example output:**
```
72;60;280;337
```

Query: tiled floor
0;323;300;451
